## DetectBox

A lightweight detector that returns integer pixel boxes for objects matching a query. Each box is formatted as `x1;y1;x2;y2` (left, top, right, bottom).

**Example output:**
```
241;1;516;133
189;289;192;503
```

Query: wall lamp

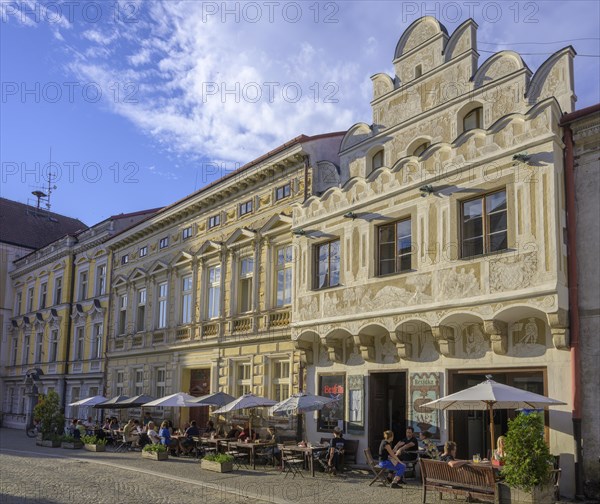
512;152;531;164
292;229;306;237
419;185;435;197
343;211;358;220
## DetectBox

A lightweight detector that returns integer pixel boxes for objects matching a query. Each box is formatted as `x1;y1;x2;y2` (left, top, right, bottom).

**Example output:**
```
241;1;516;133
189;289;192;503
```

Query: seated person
76;420;86;438
146;421;161;445
70;419;81;440
327;426;346;473
226;425;240;439
202;420;216;436
494;435;506;462
180;420;200;455
258;426;280;463
84;416;95;429
123;418;138;447
159;420;178;455
378;430;406;488
419;431;440;460
440;441;469;468
394;426;419;462
238;423;259;442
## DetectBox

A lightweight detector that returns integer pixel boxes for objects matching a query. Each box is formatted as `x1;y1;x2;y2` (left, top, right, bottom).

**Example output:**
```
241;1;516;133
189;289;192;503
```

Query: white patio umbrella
68;395;107;407
270;392;338;415
422;376;566;452
189;391;235;408
142;392;200;407
94;395;130;409
213;393;278;437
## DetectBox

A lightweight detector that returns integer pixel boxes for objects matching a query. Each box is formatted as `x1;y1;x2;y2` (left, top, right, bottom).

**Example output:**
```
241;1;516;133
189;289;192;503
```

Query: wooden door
368;373;389;456
188;369;211;428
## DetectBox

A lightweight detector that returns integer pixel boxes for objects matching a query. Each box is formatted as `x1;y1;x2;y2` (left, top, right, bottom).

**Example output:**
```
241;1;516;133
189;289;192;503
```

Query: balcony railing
232;316;253;333
176;327;191;341
268;309;290;328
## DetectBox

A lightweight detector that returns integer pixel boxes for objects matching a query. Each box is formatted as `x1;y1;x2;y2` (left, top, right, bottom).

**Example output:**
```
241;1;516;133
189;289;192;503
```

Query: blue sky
1;1;599;226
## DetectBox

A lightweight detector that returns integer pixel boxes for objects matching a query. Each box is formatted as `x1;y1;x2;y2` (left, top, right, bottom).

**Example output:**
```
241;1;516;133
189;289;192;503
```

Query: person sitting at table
109;417;120;431
440;441;469;468
378;430;406;488
419;431;440;460
70;419;81;439
258;426;281;463
494;436;506;462
327;426;346;474
226;424;240;439
76;420;86;438
84;416;94;429
147;421;161;445
180;420;200;455
394;426;419;462
102;419;111;430
123;418;138;447
202;420;216;436
143;411;153;426
238;422;258;442
159;420;178;455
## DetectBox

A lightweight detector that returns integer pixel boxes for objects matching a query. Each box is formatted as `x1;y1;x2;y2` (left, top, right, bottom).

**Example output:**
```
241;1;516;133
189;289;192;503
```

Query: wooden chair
364;448;390;487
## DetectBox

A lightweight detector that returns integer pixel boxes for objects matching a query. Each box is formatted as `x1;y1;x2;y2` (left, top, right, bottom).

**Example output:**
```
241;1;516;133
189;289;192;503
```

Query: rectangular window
207;266;221;319
34;331;43;363
39;282;47;309
136;288;146;332
92;323;103;359
118;294;127;335
272;359;290;402
139;246;147;257
22;335;30;364
238;257;254;313
276;245;293;307
15;291;22;315
96;264;107;296
461;189;508;257
134;368;144;396
70;386;80;407
78;271;88;301
182;226;192;240
159;237;169;249
53;277;62;305
74;326;85;360
26;287;34;313
239;200;253;216
155;368;166;398
157;282;168;328
115;370;124;396
122;254;129;265
88;386;99;397
208;214;220;229
275;183;291;201
314;240;340;289
181;275;192;324
236;362;252;396
378;218;412;276
49;329;59;362
11;337;18;365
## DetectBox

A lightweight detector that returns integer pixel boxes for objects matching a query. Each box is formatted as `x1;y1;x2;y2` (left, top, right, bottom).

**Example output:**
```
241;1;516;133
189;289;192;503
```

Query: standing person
440;441;469;468
378;430;406;488
327;426;346;474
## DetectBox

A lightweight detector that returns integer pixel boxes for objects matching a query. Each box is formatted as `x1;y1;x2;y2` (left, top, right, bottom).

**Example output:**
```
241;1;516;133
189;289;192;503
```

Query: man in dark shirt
394;426;419;461
181;420;200;455
327;427;346;474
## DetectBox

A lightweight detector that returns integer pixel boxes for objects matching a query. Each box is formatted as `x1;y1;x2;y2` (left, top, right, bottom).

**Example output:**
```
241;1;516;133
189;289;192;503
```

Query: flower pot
62;441;83;449
142;450;168;461
84;443;106;452
41;439;61;448
201;459;233;473
499;482;554;504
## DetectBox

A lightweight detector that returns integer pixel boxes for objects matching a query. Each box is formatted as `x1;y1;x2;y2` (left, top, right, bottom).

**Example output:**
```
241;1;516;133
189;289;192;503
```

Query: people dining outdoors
226;425;241;439
202;420;216;436
146;421;161;445
327;426;346;474
159;420;178;455
378;430;406;488
180;420;200;455
440;441;469;467
123;418;139;447
257;426;280;464
419;431;440;460
494;435;506;462
238;422;259;442
143;412;153;426
394;426;419;461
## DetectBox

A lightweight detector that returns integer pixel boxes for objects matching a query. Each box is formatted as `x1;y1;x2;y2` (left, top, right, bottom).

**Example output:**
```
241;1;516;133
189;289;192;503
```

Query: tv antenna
30;148;58;213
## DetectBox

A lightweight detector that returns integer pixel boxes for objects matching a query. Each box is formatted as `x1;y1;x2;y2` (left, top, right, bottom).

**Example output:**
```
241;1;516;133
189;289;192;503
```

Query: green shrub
81;435;107;446
203;453;234;463
61;435;77;443
33;391;65;441
143;443;167;453
502;412;553;491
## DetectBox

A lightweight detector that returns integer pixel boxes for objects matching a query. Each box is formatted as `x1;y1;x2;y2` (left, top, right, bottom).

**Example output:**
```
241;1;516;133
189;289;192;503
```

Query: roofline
560;103;600;125
109;207;164;220
106;131;346;243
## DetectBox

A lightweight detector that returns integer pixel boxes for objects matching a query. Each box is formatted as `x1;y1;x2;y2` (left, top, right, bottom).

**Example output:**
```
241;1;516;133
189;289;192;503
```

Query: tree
33;391;65;440
502;412;553;491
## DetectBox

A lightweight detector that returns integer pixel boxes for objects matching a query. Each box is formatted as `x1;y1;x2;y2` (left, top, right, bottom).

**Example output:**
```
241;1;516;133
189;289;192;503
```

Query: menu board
318;374;345;432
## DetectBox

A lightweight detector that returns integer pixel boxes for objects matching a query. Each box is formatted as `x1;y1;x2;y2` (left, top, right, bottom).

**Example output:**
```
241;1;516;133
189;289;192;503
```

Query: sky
1;0;599;226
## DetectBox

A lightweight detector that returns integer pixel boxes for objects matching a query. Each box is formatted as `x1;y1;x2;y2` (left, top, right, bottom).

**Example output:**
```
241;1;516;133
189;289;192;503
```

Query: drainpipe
61;249;77;414
563;123;583;496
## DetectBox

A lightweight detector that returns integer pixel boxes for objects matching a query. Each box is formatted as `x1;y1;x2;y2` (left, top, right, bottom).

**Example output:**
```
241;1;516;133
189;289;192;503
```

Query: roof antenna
30;148;58;216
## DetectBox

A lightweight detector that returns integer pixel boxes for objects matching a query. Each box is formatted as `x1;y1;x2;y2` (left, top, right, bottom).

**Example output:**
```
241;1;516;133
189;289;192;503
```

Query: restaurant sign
409;372;441;438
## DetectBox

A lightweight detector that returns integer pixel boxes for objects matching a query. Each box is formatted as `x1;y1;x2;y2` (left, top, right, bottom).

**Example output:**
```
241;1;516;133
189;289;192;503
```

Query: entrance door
368;372;406;456
188;369;211;428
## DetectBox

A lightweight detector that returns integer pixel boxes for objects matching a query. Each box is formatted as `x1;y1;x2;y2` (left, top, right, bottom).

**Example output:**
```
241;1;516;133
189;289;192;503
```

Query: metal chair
364;448;390;487
279;444;304;478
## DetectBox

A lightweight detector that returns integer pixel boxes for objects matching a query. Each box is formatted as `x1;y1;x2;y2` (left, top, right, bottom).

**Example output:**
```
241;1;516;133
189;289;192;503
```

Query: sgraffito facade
291;17;577;495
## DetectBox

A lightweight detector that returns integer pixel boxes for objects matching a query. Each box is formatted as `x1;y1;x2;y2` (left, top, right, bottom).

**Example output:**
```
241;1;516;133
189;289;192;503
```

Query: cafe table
282;444;328;477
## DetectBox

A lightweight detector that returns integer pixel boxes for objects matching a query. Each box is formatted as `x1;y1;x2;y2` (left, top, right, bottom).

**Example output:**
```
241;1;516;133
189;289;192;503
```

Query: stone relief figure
463;324;488;357
439;267;480;300
381;338;399;364
406;275;431;304
418;331;438;361
521;318;539;344
512;317;546;357
490;253;538;292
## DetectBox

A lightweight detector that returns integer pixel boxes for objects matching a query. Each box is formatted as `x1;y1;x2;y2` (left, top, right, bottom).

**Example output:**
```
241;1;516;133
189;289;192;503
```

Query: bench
420;458;497;503
320;438;359;465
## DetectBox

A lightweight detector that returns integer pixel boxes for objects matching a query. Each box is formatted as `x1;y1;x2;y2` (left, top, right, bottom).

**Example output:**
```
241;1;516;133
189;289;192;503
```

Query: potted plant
142;443;168;461
201;453;234;473
61;434;83;449
33;391;64;447
499;412;554;504
82;435;107;452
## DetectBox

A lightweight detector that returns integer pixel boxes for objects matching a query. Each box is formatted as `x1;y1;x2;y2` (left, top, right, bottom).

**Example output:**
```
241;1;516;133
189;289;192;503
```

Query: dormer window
371;148;384;173
413;142;430;157
463;107;483;132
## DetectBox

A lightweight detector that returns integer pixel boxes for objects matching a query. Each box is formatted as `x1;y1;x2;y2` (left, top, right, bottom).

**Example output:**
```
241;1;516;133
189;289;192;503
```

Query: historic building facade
104;133;342;427
291;17;577;495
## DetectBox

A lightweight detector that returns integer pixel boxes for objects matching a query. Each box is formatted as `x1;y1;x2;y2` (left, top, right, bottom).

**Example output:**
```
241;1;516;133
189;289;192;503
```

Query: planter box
201;459;233;473
84;443;106;452
62;441;83;449
142;450;168;461
41;439;61;448
499;482;554;504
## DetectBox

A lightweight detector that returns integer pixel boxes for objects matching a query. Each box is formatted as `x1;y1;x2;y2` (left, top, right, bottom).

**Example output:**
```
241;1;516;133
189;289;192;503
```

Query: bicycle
25;422;41;438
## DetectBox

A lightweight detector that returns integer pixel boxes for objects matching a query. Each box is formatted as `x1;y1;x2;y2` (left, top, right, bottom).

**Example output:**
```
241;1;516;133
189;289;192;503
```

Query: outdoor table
283;444;328;477
232;441;276;470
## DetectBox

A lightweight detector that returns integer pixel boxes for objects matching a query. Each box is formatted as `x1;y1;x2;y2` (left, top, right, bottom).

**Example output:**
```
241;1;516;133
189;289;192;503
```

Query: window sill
311;284;343;293
376;268;416;279
460;247;513;261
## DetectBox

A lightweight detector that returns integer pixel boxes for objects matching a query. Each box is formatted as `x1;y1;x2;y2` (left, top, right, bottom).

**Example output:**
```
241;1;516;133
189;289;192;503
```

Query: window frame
275;244;293;307
239;199;253;217
15;291;22;315
208;214;220;229
139;246;148;258
133;368;144;396
74;325;85;360
377;218;413;277
155;367;166;398
182;226;193;240
207;265;221;320
159;236;169;249
371;148;384;172
39;282;47;309
463;106;483;132
235;361;252;397
238;256;254;314
26;287;34;313
48;329;59;362
34;331;44;363
92;323;103;359
271;358;291;402
95;264;107;296
22;334;30;364
313;239;341;290
460;188;508;258
181;275;193;324
53;277;62;305
157;282;168;329
136;287;147;332
121;254;129;265
275;183;291;201
77;270;88;302
118;294;128;335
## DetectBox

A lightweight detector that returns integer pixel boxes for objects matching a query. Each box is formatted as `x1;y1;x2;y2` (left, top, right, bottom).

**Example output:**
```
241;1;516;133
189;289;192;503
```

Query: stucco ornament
489;253;538;292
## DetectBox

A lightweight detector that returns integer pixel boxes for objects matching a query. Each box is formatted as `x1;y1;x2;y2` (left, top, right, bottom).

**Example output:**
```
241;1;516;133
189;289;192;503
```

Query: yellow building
104;133;343;427
292;17;577;496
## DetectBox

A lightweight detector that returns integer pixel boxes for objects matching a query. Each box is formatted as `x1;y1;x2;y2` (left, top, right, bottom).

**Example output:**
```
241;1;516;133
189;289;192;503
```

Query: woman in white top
146;421;161;444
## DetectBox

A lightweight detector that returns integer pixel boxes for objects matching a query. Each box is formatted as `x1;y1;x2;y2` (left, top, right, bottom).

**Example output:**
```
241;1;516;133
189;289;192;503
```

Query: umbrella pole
488;402;495;456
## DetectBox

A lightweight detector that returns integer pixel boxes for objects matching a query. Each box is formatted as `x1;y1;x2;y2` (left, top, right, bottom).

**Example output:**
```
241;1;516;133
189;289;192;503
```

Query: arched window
413;142;430;156
463;107;483;132
415;65;422;79
371;148;384;172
